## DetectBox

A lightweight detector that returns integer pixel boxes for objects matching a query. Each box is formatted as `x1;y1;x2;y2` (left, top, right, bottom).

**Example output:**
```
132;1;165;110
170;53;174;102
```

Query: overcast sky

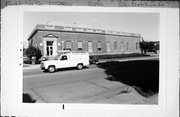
24;12;159;42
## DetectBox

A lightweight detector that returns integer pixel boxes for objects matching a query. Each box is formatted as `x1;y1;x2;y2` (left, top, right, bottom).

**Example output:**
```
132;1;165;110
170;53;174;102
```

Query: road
23;65;107;91
23;57;159;104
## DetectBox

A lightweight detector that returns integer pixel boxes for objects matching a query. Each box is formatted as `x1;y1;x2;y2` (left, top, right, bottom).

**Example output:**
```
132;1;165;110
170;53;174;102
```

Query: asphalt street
23;56;159;104
23;65;107;90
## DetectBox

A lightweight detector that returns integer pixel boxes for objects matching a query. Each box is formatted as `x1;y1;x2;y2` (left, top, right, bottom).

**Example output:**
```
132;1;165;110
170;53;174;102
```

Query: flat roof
27;23;141;40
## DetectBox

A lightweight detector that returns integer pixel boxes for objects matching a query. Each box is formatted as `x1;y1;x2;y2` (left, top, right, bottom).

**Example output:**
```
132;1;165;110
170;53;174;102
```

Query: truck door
58;55;70;68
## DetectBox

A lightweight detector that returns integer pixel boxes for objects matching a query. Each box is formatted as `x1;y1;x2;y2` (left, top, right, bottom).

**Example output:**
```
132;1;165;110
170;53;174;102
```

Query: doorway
46;41;53;56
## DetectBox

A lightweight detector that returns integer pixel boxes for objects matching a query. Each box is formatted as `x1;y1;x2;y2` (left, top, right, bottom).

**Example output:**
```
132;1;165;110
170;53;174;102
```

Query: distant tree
154;42;159;53
139;40;149;54
139;40;159;54
25;46;42;61
148;41;155;52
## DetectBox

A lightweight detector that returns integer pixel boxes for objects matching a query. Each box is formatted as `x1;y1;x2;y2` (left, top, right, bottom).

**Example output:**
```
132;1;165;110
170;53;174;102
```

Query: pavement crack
31;88;47;103
85;80;110;90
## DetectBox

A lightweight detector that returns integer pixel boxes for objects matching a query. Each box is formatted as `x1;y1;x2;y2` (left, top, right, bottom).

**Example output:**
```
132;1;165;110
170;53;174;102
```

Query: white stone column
53;40;57;56
43;41;46;56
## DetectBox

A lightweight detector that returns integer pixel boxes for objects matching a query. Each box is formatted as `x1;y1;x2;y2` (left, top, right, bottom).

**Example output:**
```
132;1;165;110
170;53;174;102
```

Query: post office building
27;23;141;58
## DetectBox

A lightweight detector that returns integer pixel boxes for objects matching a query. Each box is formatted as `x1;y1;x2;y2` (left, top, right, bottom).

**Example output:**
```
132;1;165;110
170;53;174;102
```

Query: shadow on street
97;60;159;97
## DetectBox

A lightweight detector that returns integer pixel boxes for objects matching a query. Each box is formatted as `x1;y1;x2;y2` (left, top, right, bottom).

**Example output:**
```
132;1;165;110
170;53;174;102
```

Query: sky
24;12;159;42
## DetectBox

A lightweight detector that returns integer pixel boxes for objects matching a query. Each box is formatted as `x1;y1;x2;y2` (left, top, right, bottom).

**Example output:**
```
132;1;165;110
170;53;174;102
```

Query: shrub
25;46;42;62
90;53;149;60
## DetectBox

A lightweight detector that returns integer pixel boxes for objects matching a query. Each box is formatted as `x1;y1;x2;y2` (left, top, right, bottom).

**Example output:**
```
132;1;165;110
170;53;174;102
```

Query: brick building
27;23;141;58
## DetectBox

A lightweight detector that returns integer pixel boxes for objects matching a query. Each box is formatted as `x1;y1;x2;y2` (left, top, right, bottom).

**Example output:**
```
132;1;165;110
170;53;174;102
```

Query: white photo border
1;6;179;117
19;6;166;111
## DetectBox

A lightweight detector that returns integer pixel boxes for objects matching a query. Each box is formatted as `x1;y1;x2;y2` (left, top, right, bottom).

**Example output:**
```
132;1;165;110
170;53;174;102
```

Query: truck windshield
53;55;61;60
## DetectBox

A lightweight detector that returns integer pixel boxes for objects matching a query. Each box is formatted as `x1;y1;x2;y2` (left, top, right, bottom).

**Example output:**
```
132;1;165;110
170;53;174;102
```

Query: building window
83;28;87;31
65;41;72;50
88;41;93;53
136;42;139;49
56;26;64;30
78;41;83;51
107;42;110;52
126;42;129;50
114;42;118;51
97;41;102;52
60;26;64;30
72;27;76;31
120;42;124;51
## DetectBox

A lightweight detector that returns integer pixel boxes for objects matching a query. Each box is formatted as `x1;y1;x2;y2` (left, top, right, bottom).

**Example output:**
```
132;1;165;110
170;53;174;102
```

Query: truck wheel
77;64;83;70
48;66;56;73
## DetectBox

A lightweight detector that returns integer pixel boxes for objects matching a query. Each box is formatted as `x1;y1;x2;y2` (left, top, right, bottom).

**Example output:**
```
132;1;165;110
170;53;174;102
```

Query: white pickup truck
40;52;89;73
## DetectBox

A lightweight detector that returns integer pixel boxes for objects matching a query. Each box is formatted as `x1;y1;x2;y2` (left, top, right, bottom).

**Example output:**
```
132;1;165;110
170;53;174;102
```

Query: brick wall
30;30;141;56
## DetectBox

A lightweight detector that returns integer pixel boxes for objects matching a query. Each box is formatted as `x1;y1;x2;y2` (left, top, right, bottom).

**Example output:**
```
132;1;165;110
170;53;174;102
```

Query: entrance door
46;41;53;56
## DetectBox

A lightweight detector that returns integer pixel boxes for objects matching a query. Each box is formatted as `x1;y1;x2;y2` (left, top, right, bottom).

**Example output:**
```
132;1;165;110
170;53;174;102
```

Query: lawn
97;59;159;97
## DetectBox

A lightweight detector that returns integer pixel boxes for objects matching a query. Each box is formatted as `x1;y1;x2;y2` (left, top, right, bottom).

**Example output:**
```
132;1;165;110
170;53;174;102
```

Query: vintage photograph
23;11;160;104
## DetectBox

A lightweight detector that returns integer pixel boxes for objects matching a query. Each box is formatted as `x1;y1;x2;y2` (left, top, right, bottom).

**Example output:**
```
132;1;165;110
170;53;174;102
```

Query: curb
23;56;159;70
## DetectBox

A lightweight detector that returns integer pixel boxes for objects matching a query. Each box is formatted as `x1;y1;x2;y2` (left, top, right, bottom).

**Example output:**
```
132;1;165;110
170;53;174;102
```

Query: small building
27;23;141;58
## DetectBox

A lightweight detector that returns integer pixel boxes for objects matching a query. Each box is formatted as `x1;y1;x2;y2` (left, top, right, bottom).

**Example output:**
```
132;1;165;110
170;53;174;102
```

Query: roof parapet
28;23;141;40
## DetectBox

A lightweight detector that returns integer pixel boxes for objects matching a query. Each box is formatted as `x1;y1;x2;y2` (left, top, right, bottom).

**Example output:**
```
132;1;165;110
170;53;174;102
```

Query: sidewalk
23;64;40;70
24;76;156;104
